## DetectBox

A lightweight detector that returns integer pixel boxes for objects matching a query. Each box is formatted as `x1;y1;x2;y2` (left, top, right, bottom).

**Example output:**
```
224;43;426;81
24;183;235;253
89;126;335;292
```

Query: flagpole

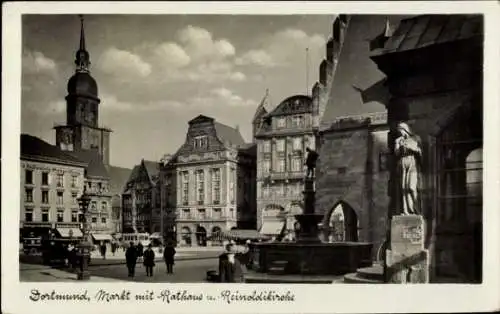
306;47;309;96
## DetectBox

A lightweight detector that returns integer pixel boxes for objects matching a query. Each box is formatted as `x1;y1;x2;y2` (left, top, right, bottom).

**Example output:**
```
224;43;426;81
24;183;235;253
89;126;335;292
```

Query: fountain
245;177;373;283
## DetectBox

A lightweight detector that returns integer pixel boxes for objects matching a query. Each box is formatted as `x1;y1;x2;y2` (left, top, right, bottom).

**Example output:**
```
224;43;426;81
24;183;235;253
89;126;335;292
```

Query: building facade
122;159;161;234
163;115;256;247
20;134;86;241
252;15;349;239
254;95;318;239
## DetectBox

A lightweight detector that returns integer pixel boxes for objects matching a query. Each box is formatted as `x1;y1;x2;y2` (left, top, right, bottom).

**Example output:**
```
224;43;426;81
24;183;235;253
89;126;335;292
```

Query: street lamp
77;187;91;280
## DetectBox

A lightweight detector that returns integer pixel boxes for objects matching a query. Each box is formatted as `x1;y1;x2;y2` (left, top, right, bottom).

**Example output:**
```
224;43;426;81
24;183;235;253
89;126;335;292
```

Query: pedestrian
111;242;116;256
143;244;155;277
218;243;244;283
137;242;144;262
163;242;176;274
100;243;107;260
125;242;137;277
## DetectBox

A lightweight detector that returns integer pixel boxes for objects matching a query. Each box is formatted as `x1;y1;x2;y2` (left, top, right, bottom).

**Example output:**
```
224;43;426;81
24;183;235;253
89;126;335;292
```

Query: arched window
465;148;482;224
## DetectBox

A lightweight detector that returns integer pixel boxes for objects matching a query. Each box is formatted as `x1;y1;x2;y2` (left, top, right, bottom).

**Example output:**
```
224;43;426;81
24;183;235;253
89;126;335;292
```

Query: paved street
20;255;220;282
86;257;219;282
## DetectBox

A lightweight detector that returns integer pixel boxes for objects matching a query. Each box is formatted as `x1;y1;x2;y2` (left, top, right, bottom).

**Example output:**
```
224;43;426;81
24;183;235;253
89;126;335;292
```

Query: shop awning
55;227;83;238
259;221;285;236
92;233;113;241
207;229;270;241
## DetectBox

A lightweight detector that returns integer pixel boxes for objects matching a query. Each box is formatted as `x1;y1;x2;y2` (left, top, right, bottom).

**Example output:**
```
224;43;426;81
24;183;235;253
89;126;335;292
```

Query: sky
21;14;334;169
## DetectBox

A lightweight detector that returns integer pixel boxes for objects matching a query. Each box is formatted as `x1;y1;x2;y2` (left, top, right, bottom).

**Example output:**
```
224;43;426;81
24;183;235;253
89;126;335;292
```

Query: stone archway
195;225;207;247
180;226;192;246
327;201;359;242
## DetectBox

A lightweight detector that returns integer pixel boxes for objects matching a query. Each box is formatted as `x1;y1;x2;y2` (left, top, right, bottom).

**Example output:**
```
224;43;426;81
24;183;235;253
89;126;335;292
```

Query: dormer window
194;136;208;149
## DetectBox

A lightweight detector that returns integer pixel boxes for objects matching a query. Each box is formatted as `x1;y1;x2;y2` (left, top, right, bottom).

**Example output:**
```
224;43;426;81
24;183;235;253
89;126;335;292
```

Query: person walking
219;243;244;283
163;242;176;274
136;242;144;263
125;242;137;277
143;244;156;277
100;243;107;260
111;242;116;256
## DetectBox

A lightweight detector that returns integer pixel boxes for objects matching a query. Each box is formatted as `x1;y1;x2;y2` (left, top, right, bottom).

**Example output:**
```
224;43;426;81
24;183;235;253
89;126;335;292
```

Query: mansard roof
214;122;246;147
266;95;313;117
20;134;86;167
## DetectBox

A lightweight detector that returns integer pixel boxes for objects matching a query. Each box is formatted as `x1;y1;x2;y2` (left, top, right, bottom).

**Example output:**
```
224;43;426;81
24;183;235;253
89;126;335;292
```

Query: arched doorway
195;225;207;246
327;202;358;242
180;227;192;246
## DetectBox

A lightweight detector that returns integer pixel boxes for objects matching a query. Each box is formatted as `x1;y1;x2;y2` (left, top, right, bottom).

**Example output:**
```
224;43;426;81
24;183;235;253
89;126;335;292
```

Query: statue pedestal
385;215;429;283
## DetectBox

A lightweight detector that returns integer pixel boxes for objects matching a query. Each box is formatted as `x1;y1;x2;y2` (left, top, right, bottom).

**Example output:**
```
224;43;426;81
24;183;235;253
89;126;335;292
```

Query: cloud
101;93;184;112
209;88;257;107
236;49;276;67
97;47;152;78
236;28;326;68
177;25;236;61
153;42;191;68
22;51;57;74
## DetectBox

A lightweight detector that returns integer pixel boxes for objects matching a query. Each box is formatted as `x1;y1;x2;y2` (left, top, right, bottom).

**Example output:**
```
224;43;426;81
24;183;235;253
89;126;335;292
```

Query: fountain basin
250;241;373;276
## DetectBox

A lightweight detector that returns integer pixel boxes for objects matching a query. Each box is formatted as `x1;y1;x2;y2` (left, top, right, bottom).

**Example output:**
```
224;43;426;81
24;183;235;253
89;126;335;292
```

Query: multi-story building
122;159;161;233
20;134;86;241
164;115;256;247
253;95;317;239
252;15;348;239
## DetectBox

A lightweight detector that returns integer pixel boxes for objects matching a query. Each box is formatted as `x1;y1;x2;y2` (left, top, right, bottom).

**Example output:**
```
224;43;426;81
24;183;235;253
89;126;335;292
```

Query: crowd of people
125;242;176;278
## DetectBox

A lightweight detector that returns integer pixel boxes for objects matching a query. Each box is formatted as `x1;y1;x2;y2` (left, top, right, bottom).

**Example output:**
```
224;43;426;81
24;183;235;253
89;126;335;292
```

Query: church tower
55;15;112;165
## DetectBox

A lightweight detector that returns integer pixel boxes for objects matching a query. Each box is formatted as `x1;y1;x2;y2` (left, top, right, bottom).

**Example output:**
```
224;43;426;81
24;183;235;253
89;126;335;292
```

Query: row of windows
182;168;226;204
275;115;309;129
179;207;234;219
260;138;307;153
23;208;107;224
260;156;304;174
25;169;79;188
24;188;78;204
24;188;108;210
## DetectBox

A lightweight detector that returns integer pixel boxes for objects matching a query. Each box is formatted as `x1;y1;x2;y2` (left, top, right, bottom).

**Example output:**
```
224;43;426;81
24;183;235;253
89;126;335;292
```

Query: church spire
75;14;90;73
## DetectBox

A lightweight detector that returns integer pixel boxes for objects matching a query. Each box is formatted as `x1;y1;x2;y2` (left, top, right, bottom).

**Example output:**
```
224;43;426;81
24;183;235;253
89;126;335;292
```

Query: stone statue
305;147;319;178
394;122;422;215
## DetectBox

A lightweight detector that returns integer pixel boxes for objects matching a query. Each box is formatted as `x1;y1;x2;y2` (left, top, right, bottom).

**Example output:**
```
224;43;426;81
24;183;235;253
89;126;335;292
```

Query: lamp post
77;187;91;280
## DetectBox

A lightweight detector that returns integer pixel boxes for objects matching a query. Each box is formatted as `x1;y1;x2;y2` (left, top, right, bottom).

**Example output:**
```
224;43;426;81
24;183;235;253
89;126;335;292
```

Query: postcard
2;1;500;314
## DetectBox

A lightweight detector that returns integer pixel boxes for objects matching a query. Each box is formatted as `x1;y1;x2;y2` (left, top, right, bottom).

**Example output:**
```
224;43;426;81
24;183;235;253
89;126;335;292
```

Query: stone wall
316;120;390;259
